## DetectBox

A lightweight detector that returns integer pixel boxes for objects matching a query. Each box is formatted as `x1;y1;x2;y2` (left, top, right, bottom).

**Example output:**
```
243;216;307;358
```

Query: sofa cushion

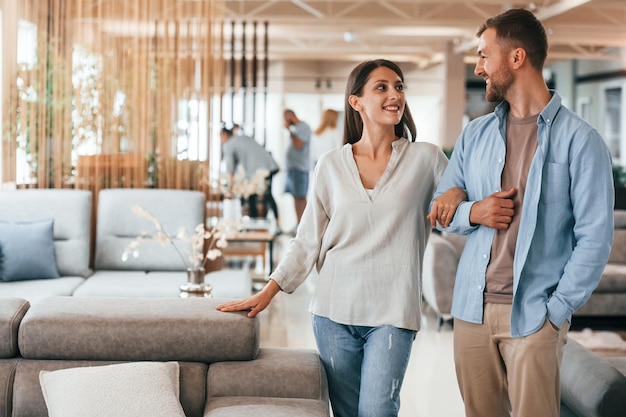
18;297;259;363
72;269;252;299
207;348;328;401
0;277;85;305
95;189;205;271
0;220;59;282
39;361;185;417
0;298;30;358
0;190;92;278
608;229;626;264
597;264;626;291
205;397;329;417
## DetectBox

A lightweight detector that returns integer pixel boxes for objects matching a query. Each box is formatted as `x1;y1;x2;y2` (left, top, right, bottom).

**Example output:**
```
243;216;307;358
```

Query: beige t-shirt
484;113;538;304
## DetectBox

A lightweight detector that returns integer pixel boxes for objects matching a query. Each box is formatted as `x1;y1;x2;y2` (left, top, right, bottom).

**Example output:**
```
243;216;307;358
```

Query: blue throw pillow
0;219;60;281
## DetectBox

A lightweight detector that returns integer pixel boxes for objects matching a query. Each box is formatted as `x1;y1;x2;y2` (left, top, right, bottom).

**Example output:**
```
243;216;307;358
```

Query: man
220;126;279;221
429;8;614;417
283;109;311;225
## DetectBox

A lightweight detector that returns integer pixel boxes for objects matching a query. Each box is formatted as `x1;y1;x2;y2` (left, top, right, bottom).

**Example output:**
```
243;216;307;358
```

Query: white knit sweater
269;138;448;331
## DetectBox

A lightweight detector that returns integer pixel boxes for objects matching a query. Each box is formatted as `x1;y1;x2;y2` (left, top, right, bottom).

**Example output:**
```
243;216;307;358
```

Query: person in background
310;109;342;169
283;109;311;226
218;59;456;417
220;126;280;223
428;8;614;417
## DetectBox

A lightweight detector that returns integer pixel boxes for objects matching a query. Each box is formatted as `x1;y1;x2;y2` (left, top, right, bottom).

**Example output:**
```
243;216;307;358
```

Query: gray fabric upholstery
0;298;29;359
607;357;626;376
0;189;92;278
95;188;205;271
2;296;328;417
560;339;626;417
207;348;328;401
74;269;252;299
204;397;329;417
206;348;329;417
18;297;259;362
0;277;85;304
10;360;208;417
422;232;465;323
577;209;626;316
0;359;18;417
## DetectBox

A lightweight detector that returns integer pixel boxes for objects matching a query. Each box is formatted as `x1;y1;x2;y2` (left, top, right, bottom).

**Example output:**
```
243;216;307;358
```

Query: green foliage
613;165;626;188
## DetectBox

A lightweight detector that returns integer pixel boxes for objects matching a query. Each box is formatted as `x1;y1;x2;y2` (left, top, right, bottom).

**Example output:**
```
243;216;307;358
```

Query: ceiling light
343;31;355;43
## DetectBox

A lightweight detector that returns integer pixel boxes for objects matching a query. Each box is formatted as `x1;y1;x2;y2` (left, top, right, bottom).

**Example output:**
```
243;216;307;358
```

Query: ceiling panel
222;0;626;67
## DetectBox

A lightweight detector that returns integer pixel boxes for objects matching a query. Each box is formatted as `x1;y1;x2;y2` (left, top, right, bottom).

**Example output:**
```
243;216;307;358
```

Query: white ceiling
221;0;626;68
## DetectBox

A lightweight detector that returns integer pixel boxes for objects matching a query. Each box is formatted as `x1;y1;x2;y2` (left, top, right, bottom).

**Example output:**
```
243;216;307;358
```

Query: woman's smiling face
351;66;405;128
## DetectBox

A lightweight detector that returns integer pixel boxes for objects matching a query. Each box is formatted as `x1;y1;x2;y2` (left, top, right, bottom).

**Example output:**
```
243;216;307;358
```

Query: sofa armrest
560;339;626;417
207;348;328;403
0;298;29;358
422;233;461;317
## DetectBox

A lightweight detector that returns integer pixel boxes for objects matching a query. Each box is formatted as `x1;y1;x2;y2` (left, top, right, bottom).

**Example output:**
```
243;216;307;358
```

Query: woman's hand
216;279;281;318
427;187;467;228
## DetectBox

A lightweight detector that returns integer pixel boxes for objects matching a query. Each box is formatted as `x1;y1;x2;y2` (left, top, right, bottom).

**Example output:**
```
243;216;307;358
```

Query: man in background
283;109;311;226
220;125;280;222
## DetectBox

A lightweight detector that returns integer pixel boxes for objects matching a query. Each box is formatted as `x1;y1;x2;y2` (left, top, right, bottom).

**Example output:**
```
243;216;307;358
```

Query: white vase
223;198;242;222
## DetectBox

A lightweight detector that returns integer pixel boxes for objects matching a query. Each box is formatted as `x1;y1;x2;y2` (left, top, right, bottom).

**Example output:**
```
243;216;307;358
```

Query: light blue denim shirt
433;91;614;337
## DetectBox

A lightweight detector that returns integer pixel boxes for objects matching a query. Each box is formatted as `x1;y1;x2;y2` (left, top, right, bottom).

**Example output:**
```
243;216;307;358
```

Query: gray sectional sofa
0;296;330;417
0;188;251;303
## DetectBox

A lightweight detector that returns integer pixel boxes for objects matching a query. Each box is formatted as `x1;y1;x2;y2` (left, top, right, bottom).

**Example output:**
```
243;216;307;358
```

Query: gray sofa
0;189;251;303
560;338;626;417
0;296;329;417
576;209;626;316
423;210;626;323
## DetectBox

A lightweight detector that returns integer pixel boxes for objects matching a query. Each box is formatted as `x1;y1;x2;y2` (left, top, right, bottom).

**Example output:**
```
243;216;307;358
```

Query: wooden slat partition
2;0;225;201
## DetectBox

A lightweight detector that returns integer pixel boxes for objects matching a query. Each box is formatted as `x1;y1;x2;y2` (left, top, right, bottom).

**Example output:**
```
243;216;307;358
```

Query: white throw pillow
39;361;186;417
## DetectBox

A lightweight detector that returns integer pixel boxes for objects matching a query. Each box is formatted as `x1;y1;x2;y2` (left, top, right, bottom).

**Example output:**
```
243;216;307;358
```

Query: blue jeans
284;168;309;198
312;314;416;417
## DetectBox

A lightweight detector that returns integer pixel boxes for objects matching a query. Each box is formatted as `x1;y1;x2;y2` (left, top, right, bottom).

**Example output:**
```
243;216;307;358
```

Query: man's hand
469;187;516;229
428;187;467;228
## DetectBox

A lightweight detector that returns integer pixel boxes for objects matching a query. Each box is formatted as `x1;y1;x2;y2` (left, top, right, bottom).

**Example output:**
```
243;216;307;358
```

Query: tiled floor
255;238;465;417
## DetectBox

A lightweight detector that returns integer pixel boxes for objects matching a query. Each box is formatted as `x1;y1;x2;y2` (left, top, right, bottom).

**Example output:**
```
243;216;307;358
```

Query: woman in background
217;59;459;417
310;109;342;169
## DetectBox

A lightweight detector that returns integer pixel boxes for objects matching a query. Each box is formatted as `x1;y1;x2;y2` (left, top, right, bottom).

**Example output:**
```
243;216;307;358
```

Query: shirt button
498;158;503;163
483;254;488;259
477;285;483;290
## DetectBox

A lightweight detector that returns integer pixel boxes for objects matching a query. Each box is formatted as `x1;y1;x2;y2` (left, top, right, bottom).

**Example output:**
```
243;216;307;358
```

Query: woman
310;108;342;169
217;59;451;417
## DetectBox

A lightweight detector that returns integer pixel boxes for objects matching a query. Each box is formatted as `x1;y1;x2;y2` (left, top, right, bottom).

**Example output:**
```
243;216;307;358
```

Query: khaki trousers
454;303;569;417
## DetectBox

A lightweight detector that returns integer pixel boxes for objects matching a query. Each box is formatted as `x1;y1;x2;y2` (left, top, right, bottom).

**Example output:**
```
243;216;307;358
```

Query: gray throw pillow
0;219;60;281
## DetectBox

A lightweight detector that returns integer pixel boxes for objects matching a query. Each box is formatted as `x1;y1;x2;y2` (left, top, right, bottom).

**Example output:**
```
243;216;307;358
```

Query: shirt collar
494;90;562;125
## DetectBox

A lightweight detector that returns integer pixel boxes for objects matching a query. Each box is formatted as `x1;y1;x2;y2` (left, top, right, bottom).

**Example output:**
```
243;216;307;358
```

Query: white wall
549;54;626;165
257;59;447;231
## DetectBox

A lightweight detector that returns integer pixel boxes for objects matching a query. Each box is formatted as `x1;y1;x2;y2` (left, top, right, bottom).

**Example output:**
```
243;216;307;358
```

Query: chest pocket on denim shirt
540;162;570;204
